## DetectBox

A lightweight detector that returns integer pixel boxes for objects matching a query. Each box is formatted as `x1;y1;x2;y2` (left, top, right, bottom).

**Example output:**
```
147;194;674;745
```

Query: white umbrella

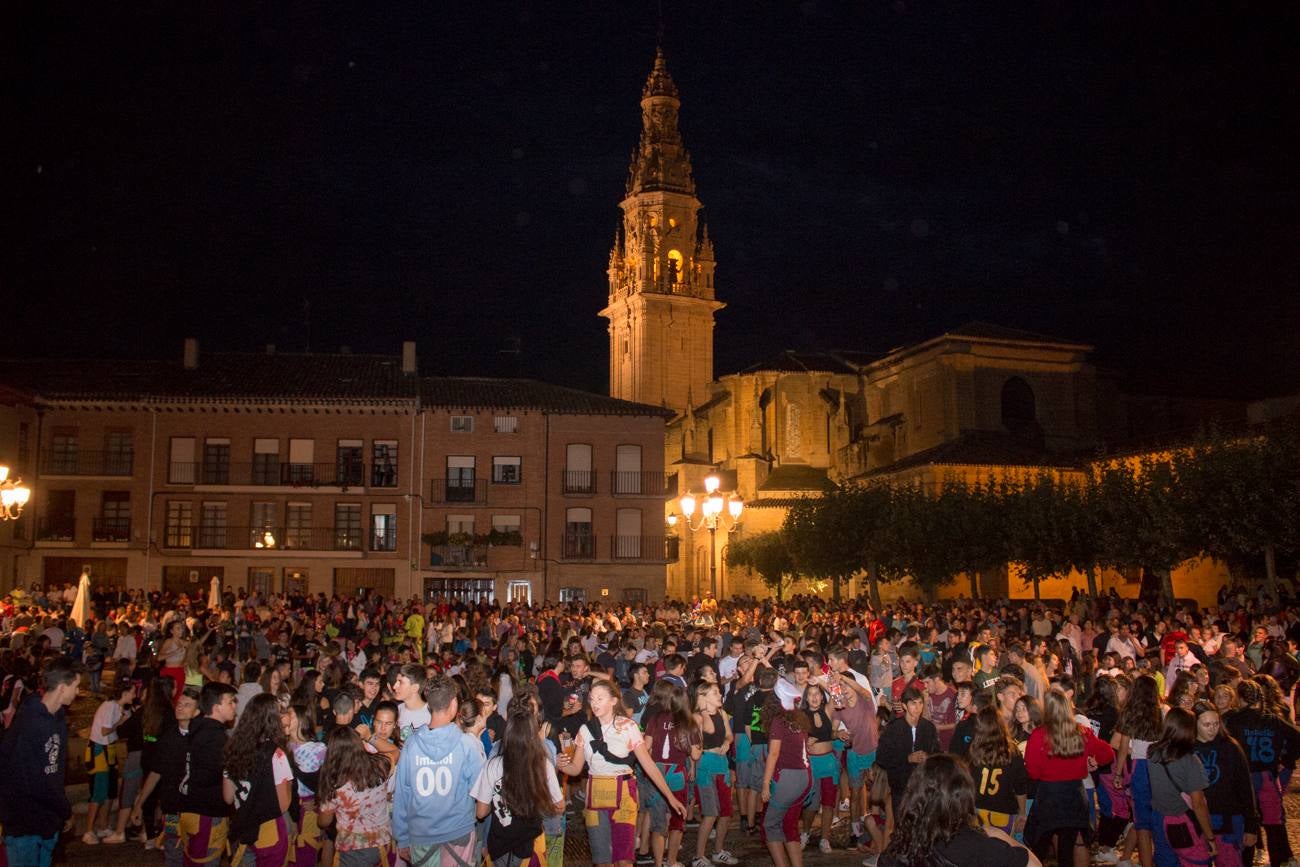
70;571;92;628
208;575;221;611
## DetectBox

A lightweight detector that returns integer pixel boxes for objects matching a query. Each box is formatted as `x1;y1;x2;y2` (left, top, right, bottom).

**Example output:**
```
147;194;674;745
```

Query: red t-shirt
771;715;810;770
644;712;693;767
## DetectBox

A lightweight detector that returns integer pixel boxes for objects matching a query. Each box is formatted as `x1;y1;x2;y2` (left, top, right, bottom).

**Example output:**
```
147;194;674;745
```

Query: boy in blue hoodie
393;673;486;866
0;656;81;867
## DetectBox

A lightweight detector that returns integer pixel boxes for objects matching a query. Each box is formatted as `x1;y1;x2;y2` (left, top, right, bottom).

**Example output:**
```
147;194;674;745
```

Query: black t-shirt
881;826;1029;867
738;688;769;745
971;755;1029;816
951;716;976;757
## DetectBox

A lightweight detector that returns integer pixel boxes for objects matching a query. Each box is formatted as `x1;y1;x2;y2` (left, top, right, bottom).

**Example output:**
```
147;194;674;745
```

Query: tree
939;480;1010;599
725;531;796;602
783;488;865;603
1003;473;1099;599
1092;457;1192;606
879;484;966;600
842;483;900;607
1173;427;1300;597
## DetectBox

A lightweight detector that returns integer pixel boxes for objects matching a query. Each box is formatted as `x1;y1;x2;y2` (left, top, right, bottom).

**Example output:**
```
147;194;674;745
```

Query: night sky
13;3;1300;399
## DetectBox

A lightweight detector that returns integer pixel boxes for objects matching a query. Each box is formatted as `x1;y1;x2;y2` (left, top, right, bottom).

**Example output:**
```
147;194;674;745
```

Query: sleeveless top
807;707;833;743
702;712;727;750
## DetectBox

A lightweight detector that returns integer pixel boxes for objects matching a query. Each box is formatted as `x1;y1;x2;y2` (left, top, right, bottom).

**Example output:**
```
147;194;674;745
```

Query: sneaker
691;858;711;867
635;853;654;865
712;851;739;865
80;832;100;846
800;831;810;849
861;856;878;867
103;832;126;844
1094;848;1119;865
851;821;863;839
838;798;850;813
143;839;158;851
95;828;114;838
818;838;833;854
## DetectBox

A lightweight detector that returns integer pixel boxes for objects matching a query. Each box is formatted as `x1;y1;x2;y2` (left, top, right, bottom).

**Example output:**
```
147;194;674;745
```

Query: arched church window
1001;377;1036;428
667;249;683;284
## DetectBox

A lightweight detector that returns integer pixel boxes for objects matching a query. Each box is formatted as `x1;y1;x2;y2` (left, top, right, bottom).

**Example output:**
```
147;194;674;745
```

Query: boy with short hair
393;675;486;866
178;682;237;867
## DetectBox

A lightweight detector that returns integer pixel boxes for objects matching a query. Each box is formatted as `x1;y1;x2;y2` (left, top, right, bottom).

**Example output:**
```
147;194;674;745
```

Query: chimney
401;340;417;374
265;343;276;355
183;338;199;370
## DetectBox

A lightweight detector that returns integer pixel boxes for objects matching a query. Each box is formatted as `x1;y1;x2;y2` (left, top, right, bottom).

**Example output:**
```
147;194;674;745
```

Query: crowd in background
0;578;1299;867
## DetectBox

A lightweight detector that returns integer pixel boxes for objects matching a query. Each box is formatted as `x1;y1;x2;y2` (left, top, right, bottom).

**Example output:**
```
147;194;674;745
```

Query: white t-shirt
471;754;563;829
578;716;643;777
90;700;124;746
398;702;432;741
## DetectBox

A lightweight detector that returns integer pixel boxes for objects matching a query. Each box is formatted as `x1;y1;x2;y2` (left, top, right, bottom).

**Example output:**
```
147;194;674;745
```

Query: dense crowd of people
1;579;1300;867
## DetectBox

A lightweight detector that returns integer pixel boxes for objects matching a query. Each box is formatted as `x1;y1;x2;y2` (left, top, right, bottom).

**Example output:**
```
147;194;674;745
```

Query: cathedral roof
943;321;1091;348
737;350;859;376
758;464;835;492
860;432;1081;478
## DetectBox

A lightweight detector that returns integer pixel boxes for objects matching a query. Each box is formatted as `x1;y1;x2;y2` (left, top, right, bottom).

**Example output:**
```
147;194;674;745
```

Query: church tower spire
602;48;723;414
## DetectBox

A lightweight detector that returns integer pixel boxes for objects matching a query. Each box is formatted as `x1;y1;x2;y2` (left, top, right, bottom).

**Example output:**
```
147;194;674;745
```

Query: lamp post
677;473;743;600
0;465;32;521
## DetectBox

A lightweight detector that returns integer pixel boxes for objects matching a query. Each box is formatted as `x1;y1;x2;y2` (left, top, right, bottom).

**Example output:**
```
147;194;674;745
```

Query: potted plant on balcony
447;531;474;547
420;531;450;547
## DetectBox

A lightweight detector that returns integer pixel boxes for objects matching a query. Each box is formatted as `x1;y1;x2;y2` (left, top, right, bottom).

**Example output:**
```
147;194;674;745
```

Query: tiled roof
945;321;1090;348
0;355;671;416
863;432;1081;477
420;378;672;417
0;354;417;403
758;464;834;492
737;351;859;376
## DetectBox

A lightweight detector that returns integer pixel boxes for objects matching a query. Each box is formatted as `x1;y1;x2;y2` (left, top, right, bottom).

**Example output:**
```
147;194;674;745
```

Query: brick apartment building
0;340;673;604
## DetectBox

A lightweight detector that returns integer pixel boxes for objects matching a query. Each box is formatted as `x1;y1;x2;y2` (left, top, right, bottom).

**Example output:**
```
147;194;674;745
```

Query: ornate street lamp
677;473;743;599
0;465;31;521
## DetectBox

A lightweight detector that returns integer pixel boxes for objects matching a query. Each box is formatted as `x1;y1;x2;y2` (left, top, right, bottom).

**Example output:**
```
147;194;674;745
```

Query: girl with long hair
967;706;1029;839
1024;687;1115;867
798;683;838;854
1145;707;1217;866
556;680;686;867
471;704;564;867
1012;695;1043;748
367;699;402;770
1224;678;1300;867
317;727;395;866
641;678;701;867
759;691;811;867
691;680;737;867
158;620;187;702
879;754;1040;867
292;669;326;731
1192;701;1257;867
284;703;326;867
223;692;294;866
135;675;178;844
1113;673;1164;867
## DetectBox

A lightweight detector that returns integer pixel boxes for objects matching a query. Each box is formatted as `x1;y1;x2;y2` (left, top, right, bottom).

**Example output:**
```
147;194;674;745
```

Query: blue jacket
392;722;485;848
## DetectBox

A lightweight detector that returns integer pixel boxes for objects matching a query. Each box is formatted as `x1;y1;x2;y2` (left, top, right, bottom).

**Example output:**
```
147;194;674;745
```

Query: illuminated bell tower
602;48;722;414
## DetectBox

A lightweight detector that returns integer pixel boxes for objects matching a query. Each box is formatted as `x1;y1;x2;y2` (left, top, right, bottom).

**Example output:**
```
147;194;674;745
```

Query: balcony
168;461;365;488
610;471;666;496
37;517;76;542
92;517;131;543
430;478;487;504
611;535;676;561
429;543;488;568
371;462;399;488
41;451;133;476
370;528;397;552
168;525;372;552
562;532;595;560
562;469;596;495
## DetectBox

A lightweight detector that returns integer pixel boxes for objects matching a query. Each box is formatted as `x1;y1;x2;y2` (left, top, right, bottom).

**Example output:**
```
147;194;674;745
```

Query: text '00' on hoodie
392;721;486;849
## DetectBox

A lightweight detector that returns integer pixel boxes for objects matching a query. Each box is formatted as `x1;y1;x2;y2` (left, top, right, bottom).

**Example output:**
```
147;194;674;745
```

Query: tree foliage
725;531;796;601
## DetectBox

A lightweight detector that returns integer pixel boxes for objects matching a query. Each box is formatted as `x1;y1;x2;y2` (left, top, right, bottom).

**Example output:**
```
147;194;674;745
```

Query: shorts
978;808;1016;834
805;753;840;811
120;749;144;807
1130;759;1153;832
179;813;229;867
583;775;638;865
761;767;811;844
86;741;119;803
846;749;877;790
696;773;734;819
643;763;687;835
408;829;478;867
738;743;767;791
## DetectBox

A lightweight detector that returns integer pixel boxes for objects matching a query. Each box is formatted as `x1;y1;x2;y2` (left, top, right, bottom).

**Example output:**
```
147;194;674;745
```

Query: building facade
0;341;672;603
